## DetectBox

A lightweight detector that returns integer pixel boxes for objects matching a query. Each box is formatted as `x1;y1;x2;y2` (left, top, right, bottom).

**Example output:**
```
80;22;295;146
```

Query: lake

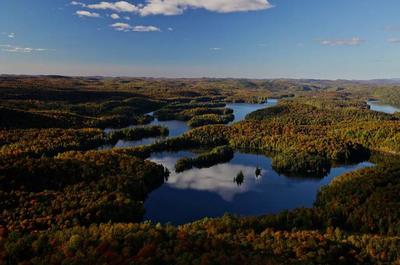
227;99;278;123
101;99;373;225
104;100;278;149
144;151;373;225
367;100;400;114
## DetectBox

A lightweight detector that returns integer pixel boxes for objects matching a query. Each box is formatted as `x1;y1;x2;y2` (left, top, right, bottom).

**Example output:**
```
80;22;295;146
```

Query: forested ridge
0;76;399;264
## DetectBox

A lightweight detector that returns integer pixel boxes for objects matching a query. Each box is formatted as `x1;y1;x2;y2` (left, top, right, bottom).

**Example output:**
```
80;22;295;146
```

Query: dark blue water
103;101;278;149
367;100;400;114
100;100;373;224
144;151;373;225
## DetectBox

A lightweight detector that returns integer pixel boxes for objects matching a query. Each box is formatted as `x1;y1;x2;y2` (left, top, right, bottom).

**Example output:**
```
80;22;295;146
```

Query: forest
0;76;399;264
175;145;234;172
107;126;169;144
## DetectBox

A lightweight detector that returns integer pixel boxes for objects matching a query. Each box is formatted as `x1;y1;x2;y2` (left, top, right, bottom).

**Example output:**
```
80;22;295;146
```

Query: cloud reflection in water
150;152;268;201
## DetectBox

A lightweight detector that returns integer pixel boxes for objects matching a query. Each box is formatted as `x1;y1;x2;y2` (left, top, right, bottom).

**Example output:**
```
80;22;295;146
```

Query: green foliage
153;102;235;129
188;114;235;128
246;99;395;125
175;146;234;172
0;128;105;159
315;156;400;235
1;216;400;264
181;107;233;117
0;149;168;232
107;126;169;144
182;99;398;176
271;149;332;178
154;103;227;121
0;79;164;129
372;86;400;108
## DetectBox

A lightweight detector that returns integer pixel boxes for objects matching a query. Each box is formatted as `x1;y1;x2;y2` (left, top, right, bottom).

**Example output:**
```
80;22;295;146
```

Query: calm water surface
367;100;400;114
101;100;372;224
227;99;278;123
104;100;278;148
144;151;373;224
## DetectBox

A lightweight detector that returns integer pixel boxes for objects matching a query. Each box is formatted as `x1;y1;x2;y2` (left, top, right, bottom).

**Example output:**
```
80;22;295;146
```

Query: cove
227;99;278;123
144;151;373;225
104;100;278;149
367;100;400;114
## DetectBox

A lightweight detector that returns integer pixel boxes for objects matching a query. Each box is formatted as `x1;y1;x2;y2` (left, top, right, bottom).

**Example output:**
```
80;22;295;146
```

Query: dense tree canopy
0;77;400;264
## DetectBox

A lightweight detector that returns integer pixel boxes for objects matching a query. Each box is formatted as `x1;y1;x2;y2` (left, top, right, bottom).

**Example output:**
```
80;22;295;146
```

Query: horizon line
2;73;400;82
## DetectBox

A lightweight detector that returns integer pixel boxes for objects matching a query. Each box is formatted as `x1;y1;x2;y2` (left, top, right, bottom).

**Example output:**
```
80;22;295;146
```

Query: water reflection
255;167;262;178
144;151;373;224
101;119;189;149
367;100;400;114
234;171;245;186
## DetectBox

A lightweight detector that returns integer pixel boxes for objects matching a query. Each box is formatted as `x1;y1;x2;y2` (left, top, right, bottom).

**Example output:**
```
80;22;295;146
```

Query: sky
0;0;400;79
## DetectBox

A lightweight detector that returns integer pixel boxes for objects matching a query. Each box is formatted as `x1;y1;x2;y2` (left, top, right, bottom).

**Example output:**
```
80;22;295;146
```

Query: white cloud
140;0;272;16
139;1;183;16
319;37;364;46
88;1;138;12
210;47;222;51
132;25;161;32
0;44;48;53
71;1;86;7
110;23;161;32
76;10;101;17
387;37;400;44
124;16;131;20
111;22;132;31
87;0;271;16
167;27;173;31
110;13;120;19
149;155;263;202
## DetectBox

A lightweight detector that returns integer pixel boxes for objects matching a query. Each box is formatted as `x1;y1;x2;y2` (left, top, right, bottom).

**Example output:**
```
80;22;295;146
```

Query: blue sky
0;0;400;79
